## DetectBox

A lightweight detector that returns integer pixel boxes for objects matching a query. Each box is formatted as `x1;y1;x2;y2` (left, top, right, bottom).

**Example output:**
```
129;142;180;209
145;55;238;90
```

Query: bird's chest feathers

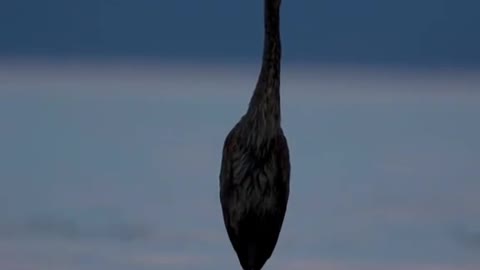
231;147;279;213
243;102;280;147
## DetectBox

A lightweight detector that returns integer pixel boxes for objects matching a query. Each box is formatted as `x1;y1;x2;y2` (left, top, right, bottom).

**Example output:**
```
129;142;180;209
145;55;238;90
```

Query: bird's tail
246;243;258;270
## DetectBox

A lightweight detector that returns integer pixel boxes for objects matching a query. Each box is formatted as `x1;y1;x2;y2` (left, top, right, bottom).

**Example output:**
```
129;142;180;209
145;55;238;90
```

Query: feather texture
219;1;290;269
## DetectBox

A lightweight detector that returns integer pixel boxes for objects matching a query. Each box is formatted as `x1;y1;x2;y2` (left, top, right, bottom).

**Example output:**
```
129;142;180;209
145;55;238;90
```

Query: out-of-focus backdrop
1;1;479;269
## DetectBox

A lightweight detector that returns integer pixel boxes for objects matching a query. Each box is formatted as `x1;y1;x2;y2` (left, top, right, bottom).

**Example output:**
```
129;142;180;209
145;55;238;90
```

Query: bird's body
219;1;290;269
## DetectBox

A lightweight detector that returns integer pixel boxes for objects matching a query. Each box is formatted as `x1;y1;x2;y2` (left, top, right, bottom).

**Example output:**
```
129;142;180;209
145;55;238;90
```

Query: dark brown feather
220;128;290;270
219;1;289;270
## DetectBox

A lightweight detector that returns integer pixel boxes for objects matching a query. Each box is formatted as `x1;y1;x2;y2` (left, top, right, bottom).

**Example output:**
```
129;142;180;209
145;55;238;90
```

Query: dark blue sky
1;0;479;67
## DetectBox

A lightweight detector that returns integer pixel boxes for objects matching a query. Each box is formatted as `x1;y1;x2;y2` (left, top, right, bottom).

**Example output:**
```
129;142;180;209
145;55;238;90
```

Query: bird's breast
233;158;280;214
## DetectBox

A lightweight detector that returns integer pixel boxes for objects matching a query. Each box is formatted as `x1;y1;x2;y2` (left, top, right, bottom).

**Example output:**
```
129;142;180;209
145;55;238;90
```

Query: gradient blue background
1;1;479;269
1;0;480;67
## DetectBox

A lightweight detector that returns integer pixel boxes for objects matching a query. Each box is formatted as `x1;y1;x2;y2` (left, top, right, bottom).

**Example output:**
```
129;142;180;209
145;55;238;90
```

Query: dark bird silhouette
219;0;290;269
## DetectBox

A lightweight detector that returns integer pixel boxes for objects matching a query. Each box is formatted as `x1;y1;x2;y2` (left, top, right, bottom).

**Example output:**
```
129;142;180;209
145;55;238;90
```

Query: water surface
1;63;479;269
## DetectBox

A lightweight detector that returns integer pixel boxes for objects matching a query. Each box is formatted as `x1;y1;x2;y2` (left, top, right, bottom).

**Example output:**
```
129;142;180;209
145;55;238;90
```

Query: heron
219;0;290;269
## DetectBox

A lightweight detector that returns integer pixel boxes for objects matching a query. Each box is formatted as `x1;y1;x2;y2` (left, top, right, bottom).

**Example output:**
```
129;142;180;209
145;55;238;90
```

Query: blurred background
1;0;480;269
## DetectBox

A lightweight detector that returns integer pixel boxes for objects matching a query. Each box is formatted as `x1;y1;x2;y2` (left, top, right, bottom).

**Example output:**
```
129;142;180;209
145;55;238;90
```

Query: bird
219;0;290;269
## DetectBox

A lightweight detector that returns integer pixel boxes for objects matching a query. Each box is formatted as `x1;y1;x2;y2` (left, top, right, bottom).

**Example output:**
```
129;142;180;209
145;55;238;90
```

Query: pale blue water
1;63;479;270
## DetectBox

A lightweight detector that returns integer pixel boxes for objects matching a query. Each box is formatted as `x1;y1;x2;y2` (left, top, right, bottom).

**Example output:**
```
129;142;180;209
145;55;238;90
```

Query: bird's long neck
245;0;282;138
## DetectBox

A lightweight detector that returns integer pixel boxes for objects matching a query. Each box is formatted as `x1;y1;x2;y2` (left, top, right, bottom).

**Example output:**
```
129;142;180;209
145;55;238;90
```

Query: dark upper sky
1;0;479;68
